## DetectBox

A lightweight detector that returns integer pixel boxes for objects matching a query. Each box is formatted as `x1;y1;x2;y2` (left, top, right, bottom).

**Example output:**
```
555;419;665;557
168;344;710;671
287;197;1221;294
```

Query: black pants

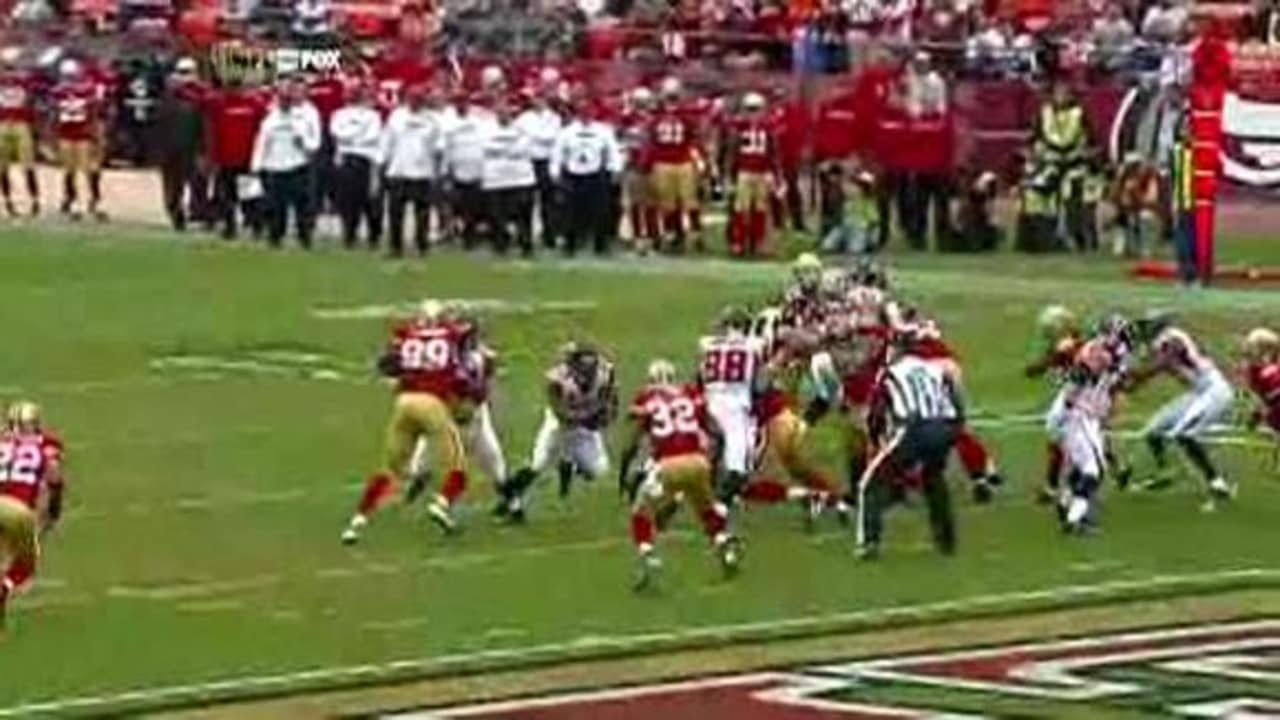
533;159;558;247
262;167;313;248
859;420;958;554
160;159;204;231
212;165;264;239
875;170;907;249
901;173;953;250
487;186;533;255
385;178;432;255
562;172;612;255
333;155;382;248
453;180;485;249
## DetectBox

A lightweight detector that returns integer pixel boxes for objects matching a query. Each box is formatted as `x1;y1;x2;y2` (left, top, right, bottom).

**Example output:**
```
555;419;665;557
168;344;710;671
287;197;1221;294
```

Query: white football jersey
1153;327;1221;388
699;333;765;405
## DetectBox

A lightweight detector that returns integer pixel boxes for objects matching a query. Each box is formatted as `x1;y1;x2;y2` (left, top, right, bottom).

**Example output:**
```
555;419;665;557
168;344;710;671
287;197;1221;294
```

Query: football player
736;307;840;525
618;359;741;591
1026;304;1086;502
498;341;618;521
50;59;107;221
648;77;701;253
404;308;507;508
1055;338;1119;534
620;87;657;252
1242;327;1280;441
0;47;40;216
725;91;777;257
0;401;65;627
1127;312;1235;509
341;301;475;543
697;305;767;502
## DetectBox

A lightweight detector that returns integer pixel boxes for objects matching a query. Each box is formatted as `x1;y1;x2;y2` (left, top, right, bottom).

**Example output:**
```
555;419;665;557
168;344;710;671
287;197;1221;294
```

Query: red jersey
619;108;653;170
0;70;36;124
843;325;891;406
631;384;711;460
649;109;697;165
306;76;346;126
52;81;103;141
755;385;793;422
0;430;63;510
1248;361;1280;431
206;87;266;169
373;56;431;114
388;320;473;399
732;118;775;174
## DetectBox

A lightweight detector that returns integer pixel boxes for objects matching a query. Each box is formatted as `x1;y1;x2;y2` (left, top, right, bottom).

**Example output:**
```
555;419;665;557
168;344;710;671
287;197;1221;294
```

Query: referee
857;331;964;560
550;103;623;256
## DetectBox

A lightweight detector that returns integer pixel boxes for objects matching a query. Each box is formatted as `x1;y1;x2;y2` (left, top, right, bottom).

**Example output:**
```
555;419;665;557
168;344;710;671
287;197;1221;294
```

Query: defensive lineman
857;329;965;559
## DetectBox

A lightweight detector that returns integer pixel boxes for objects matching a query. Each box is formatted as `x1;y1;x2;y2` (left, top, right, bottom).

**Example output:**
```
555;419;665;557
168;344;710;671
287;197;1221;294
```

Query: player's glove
376;351;401;377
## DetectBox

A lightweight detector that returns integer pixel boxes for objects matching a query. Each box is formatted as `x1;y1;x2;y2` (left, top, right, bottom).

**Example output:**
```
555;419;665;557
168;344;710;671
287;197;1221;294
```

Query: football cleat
1114;464;1133;491
971;479;995;505
716;535;743;579
557;460;574;499
632;551;662;592
426;501;458;535
855;542;880;561
1139;472;1175;492
403;471;432;505
340;528;360;545
802;493;825;532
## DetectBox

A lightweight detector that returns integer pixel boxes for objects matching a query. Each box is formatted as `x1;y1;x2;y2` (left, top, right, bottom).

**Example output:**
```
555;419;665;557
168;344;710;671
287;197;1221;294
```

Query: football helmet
1037;304;1077;338
646;359;677;386
792;253;823;290
1244;327;1280;360
6;401;40;432
716;305;752;335
417;299;445;324
741;91;765;111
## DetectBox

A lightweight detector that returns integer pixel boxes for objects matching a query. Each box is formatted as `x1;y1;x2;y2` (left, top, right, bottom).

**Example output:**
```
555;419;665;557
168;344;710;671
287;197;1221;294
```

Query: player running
618;359;742;591
497;341;618;522
342;301;476;543
0;401;65;627
1026;304;1085;502
1128;313;1235;509
697;306;767;502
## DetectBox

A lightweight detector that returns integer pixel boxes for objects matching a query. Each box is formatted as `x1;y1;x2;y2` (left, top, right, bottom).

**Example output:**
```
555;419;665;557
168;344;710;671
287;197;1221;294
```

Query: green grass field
3;226;1280;716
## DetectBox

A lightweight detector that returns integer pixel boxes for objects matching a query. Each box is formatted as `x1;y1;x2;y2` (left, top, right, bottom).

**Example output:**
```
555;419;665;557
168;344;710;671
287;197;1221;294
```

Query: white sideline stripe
1;568;1273;718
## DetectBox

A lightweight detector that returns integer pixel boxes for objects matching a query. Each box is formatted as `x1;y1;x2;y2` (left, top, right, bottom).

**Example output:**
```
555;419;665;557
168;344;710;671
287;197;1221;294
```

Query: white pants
1063;412;1106;479
1143;375;1233;439
708;395;755;475
409;403;507;483
1045;386;1070;441
529;409;609;479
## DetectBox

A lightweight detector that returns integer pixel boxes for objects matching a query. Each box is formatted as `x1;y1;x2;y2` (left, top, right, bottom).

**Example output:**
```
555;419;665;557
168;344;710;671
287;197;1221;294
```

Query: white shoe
341;515;367;545
1208;477;1235;500
633;551;662;592
427;501;458;535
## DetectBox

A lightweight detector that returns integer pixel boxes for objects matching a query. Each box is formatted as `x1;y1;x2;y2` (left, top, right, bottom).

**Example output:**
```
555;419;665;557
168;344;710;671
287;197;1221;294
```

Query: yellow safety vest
1039;104;1084;153
1171;141;1194;212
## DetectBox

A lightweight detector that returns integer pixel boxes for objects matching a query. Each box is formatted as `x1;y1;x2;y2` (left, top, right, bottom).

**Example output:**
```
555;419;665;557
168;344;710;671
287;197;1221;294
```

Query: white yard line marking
1;568;1274;718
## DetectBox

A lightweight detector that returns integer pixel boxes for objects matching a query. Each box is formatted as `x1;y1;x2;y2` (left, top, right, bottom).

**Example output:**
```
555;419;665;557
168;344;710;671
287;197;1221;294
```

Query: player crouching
619;360;741;591
342;301;475;544
497;342;617;522
0;402;65;627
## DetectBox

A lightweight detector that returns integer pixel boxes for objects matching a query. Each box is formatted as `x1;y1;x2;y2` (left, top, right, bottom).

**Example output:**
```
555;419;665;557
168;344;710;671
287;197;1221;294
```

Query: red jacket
206;87;266;169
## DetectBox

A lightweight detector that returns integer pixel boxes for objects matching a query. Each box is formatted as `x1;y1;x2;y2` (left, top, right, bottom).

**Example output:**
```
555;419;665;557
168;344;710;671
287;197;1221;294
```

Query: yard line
2;568;1274;718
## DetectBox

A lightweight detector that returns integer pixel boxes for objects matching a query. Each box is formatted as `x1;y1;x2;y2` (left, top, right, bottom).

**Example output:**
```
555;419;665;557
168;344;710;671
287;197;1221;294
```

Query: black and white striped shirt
880;356;960;425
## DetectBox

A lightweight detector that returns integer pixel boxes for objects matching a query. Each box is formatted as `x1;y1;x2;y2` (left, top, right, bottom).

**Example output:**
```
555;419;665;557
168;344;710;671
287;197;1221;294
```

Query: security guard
1033;78;1090;246
856;328;964;560
550;101;623;256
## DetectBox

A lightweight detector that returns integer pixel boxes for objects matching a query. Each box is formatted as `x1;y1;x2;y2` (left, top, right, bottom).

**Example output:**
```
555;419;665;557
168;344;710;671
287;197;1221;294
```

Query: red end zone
389;620;1280;720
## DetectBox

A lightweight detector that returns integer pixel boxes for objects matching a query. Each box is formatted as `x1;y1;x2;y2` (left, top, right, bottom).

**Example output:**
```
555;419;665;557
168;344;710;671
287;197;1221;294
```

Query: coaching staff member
380;82;442;257
206;75;266;240
329;80;384;249
856;328;963;560
250;76;322;249
550;102;623;256
481;99;537;257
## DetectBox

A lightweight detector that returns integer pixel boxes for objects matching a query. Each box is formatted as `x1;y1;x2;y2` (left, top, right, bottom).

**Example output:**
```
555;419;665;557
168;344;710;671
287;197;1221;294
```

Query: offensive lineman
497;342;618;521
0;402;66;627
1128;313;1235;508
619;359;742;590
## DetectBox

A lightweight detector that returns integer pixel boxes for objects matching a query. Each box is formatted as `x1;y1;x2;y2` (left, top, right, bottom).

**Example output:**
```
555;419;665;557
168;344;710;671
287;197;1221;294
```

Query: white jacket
480;122;536;190
329;103;383;163
251;101;322;173
381;104;443;180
